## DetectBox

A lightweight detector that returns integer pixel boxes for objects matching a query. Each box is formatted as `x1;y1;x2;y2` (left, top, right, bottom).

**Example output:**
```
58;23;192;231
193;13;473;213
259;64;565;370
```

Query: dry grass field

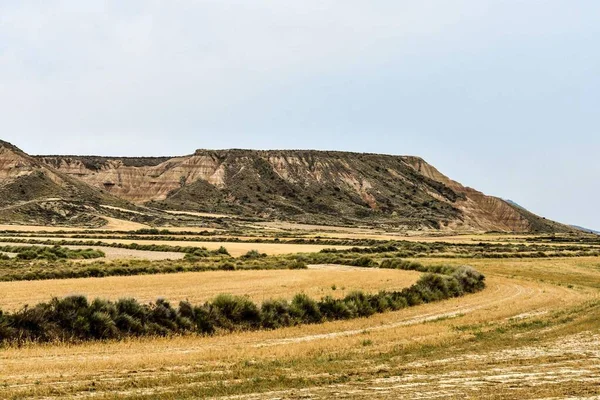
1;231;600;399
0;236;355;257
0;216;151;232
1;273;597;399
0;265;421;311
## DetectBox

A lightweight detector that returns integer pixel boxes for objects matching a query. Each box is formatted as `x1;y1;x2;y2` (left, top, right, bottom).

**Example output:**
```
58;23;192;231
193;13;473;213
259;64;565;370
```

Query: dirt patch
99;216;150;231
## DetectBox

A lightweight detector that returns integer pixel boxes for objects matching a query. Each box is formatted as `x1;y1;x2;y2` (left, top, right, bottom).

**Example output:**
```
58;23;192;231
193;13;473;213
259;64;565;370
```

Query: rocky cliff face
40;156;199;203
37;149;572;233
0;141;134;226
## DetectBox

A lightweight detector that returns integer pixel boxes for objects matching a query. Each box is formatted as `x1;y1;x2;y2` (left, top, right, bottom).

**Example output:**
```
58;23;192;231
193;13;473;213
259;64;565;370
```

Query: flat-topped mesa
21;147;574;233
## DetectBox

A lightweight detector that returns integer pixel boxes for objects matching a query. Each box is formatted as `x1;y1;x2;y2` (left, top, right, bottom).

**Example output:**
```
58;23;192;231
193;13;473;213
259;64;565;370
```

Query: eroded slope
37;149;573;232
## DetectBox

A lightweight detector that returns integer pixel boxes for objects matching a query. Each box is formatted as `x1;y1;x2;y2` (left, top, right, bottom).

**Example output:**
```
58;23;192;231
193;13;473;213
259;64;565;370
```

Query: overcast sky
1;1;599;229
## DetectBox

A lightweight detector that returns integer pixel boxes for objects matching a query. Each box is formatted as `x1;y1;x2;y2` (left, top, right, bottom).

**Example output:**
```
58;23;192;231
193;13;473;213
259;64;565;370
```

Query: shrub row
379;258;456;274
0;239;229;257
0;234;383;247
0;245;105;261
0;259;307;282
0;265;484;344
320;244;399;254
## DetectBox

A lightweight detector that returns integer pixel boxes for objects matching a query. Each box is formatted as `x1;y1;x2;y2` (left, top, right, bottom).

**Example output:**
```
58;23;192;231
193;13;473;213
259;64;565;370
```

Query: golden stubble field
1;233;600;399
0;265;421;311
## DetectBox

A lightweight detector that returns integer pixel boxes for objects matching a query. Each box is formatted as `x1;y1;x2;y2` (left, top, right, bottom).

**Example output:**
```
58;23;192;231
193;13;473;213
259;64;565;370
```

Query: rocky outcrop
0;141;136;226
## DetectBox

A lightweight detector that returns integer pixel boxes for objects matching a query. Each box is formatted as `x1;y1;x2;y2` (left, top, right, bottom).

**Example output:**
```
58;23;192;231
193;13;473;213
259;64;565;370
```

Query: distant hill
504;199;527;210
29;147;575;233
504;199;598;235
571;225;600;235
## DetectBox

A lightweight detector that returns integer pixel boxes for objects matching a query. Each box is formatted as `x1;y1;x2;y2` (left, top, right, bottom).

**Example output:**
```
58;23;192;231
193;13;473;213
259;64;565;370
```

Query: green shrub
216;246;230;256
344;291;375;317
220;262;236;271
291;294;322;324
261;299;293;329
289;260;307;269
241;250;267;260
210;294;261;330
319;296;353;320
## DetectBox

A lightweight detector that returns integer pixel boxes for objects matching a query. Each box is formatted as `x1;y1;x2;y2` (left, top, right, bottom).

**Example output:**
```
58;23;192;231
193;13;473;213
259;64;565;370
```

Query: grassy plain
1;227;599;399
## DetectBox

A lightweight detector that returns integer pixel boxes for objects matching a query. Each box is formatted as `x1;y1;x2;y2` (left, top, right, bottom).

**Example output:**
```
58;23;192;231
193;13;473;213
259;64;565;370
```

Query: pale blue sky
1;1;599;229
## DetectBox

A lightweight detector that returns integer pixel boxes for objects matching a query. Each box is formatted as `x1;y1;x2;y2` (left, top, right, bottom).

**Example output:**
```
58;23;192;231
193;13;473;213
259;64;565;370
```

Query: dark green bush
210;294;261;330
261;299;293;329
241;250;267;260
319;296;353;320
291;294;323;324
288;260;307;269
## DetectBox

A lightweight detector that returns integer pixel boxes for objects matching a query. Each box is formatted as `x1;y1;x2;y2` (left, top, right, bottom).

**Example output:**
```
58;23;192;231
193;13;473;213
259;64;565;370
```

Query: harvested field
0;265;421;311
0;216;149;232
412;256;600;289
1;270;596;399
75;246;184;261
253;221;379;232
99;216;150;231
0;237;355;257
1;231;600;399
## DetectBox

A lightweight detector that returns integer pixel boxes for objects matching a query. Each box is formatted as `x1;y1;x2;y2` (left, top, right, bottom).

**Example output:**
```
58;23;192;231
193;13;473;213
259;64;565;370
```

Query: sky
1;1;599;229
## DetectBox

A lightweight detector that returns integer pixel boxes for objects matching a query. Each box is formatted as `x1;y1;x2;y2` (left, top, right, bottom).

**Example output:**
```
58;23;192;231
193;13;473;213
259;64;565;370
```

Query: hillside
572;225;600;235
36;149;574;233
0;140;142;227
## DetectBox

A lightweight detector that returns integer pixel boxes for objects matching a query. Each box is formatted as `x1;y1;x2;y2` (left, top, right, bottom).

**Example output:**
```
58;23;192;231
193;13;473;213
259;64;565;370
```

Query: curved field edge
0;264;485;345
0;274;594;400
